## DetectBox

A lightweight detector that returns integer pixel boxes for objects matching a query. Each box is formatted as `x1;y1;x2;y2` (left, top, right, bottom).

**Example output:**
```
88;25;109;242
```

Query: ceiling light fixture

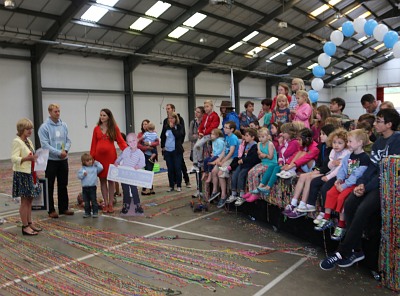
4;0;16;9
287;58;292;66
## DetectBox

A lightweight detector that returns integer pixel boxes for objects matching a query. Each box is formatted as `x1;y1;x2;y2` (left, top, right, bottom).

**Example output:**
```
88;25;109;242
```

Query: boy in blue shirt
77;153;103;218
209;121;239;208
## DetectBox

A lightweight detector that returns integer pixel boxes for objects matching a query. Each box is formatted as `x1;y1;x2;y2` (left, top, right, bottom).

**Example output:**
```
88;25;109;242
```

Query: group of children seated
191;94;382;242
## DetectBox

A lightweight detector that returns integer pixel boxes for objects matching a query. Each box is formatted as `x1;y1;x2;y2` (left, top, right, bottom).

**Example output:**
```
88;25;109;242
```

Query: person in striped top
114;133;146;214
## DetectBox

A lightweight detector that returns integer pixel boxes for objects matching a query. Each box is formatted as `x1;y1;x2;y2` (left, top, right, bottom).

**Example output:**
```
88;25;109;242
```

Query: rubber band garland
309;17;400;102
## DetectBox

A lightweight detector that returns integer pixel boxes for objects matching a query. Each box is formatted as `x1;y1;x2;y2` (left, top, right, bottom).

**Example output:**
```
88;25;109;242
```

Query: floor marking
252;257;308;296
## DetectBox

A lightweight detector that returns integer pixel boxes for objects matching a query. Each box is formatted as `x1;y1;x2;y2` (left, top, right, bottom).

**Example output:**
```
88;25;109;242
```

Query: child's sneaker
226;195;237;204
189;166;199;174
242;192;252;199
250;188;260;194
331;226;346;241
314;219;334;231
120;203;130;214
83;213;91;218
282;204;295;215
246;194;259;203
92;213;98;218
280;170;297;179
258;187;270;195
285;208;307;219
234;197;246;206
135;205;144;214
297;204;316;212
217;198;227;208
313;212;324;224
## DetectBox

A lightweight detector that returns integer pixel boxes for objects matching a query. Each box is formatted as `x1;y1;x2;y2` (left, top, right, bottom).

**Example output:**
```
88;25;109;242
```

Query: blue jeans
164;150;183;188
121;183;140;205
82;186;98;215
203;155;218;173
231;165;251;192
261;164;280;187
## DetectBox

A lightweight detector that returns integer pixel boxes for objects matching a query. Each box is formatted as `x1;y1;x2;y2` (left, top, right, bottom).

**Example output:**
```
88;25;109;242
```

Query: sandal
28;222;42;232
141;190;151;196
22;225;38;236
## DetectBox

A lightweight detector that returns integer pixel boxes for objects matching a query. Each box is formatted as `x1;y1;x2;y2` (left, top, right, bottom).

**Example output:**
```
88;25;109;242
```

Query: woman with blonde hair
289;78;305;111
11;118;41;235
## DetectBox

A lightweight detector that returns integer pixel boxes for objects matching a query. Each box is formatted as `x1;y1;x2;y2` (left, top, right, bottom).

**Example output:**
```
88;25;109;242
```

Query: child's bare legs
211;166;219;194
300;172;322;203
218;172;227;199
150;153;156;162
292;173;308;201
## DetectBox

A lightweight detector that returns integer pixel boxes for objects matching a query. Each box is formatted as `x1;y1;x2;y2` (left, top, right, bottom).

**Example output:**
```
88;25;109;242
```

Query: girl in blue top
247;127;278;202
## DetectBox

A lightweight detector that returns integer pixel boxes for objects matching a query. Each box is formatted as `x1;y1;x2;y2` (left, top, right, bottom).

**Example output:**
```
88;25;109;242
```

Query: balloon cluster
309;17;400;104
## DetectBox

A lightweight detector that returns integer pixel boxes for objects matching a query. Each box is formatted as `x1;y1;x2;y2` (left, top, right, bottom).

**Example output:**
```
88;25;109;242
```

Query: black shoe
120;203;130;214
135;205;144;214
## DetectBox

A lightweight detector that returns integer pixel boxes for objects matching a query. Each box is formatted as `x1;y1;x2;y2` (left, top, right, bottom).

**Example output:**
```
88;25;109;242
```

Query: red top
291;141;319;168
90;125;128;178
271;94;292;111
198;111;220;136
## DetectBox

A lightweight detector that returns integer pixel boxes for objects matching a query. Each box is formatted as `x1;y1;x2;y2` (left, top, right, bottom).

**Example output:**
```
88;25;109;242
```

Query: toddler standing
77;153;103;218
271;94;291;124
115;133;146;214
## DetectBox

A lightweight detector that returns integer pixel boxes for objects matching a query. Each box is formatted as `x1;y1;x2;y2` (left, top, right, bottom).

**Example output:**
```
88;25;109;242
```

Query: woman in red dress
90;109;127;213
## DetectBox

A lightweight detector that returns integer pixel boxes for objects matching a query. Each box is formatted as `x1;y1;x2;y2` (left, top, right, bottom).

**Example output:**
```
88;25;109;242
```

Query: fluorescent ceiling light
357;11;371;19
307;62;318;70
344;5;361;15
269;52;283;60
261;37;278;48
282;44;295;52
168;27;189;39
146;1;171;18
130;17;153;31
229;42;243;51
343;72;353;78
183;12;207;27
97;0;119;6
311;0;342;17
374;43;384;50
81;6;108;22
243;31;259;42
246;47;263;56
358;36;368;42
353;67;364;73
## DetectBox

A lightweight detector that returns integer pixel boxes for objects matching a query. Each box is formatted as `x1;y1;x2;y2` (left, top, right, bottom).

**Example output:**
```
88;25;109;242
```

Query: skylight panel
183;13;207;27
307;63;319;70
269;52;283;60
168;27;189;39
97;0;119;6
146;1;171;18
243;31;259;42
130;17;153;31
358;36;368;42
353;67;364;74
356;11;371;19
229;42;243;51
374;44;384;50
246;47;263;56
282;44;295;53
311;0;342;17
81;6;108;22
261;37;278;48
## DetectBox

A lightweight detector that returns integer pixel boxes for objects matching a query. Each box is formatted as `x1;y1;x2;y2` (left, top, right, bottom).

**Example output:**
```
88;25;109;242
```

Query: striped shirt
115;147;145;169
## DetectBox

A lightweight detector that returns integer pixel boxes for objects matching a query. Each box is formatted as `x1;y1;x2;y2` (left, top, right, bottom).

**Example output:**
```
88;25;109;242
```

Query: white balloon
330;30;344;46
311;78;324;91
318;53;331;68
393;42;400;58
354;17;366;35
373;24;389;42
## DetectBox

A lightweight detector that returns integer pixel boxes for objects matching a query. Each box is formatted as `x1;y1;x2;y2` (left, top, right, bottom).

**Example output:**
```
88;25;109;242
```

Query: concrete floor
0;193;389;296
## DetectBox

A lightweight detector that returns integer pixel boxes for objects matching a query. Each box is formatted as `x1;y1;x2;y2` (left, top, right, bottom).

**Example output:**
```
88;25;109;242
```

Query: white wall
0;57;33;160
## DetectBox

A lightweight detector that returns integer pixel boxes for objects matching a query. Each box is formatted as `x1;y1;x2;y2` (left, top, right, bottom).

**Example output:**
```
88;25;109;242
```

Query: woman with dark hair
271;82;292;111
137;119;160;195
90;108;127;213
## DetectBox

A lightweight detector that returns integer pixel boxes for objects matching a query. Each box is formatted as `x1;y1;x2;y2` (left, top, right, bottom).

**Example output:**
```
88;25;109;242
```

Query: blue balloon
342;21;354;37
312;65;325;77
308;90;319;103
383;31;399;49
323;41;336;56
364;19;378;36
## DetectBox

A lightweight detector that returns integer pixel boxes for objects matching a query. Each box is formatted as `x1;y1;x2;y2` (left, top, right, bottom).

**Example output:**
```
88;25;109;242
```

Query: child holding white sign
114;133;146;214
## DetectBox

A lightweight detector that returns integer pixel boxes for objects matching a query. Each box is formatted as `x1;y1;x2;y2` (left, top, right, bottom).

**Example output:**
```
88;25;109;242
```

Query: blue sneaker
217;198;227;208
337;251;365;268
250;188;260;194
314;219;334;231
319;252;343;271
